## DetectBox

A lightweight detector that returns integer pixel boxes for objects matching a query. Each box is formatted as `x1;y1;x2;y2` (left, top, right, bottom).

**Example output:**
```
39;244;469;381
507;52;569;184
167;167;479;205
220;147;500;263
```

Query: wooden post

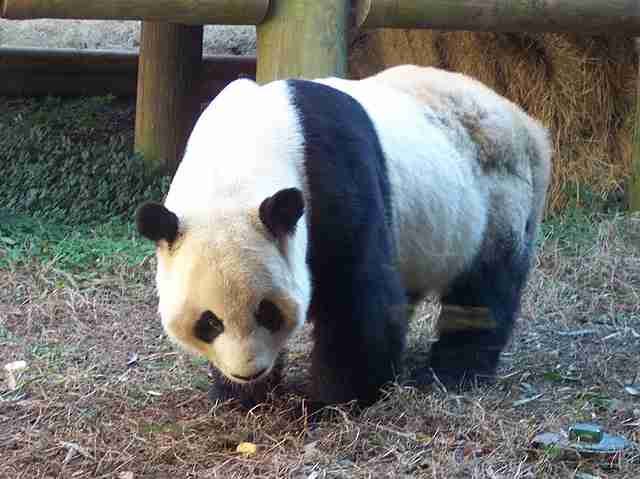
256;0;349;83
134;23;203;175
1;0;270;24
354;0;640;35
631;41;640;212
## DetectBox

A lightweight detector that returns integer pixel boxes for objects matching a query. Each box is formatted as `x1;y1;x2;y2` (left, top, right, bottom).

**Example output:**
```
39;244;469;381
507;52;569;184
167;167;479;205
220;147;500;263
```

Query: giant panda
136;64;552;408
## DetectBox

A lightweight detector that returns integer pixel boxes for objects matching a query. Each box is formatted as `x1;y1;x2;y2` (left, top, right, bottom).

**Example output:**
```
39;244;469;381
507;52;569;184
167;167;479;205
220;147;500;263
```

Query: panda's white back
313;75;492;295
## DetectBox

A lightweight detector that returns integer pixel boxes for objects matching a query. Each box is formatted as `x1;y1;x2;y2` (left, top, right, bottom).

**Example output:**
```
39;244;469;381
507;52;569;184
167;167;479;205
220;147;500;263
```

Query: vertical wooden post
631;41;640;211
135;22;203;174
256;0;349;83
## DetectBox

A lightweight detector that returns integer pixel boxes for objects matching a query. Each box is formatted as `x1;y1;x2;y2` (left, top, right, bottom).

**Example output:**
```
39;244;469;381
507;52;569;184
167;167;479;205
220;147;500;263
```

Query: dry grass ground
2;210;639;478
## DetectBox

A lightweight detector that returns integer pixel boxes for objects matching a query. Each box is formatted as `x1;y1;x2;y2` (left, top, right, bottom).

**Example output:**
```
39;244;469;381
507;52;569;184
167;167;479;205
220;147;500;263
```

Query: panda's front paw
207;363;281;409
207;377;261;409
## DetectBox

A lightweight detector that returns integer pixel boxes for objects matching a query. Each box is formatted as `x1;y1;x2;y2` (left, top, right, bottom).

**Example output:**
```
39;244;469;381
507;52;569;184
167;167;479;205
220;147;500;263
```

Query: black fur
135;201;179;243
194;310;224;343
256;299;285;333
259;187;305;237
423;217;535;389
288;79;408;407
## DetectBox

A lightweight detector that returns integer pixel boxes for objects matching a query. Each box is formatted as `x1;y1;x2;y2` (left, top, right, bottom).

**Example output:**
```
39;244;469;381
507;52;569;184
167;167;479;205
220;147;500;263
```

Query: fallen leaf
61;441;93;464
236;442;257;456
4;360;27;372
4;360;27;391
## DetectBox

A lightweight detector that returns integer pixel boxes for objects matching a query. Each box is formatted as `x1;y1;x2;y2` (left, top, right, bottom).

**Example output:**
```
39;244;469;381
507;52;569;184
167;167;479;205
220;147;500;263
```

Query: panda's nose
231;368;267;382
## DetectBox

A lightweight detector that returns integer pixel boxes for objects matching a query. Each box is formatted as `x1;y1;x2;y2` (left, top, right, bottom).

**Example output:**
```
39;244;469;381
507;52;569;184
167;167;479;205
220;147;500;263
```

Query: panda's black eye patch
195;310;224;343
256;300;284;333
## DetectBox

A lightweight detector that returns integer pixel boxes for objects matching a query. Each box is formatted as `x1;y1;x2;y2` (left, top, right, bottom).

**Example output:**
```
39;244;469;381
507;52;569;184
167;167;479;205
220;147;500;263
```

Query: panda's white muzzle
218;359;274;384
214;333;280;384
228;367;269;383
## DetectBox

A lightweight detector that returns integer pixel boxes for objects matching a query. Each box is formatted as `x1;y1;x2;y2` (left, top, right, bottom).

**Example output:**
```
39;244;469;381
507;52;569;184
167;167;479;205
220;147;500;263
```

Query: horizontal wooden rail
355;0;640;35
0;47;256;98
1;0;270;25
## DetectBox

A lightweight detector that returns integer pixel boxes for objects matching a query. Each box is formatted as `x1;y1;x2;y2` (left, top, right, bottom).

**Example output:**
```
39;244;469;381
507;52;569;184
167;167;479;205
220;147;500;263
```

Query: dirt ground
1;211;639;478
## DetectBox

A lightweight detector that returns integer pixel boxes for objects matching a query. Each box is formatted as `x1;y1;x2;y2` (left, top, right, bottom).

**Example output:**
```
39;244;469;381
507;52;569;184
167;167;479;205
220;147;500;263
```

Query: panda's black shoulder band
136;201;179;243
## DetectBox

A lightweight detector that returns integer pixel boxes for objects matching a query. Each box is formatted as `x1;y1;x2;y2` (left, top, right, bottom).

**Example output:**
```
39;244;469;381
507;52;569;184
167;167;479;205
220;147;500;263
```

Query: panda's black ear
136;201;179;243
259;188;304;238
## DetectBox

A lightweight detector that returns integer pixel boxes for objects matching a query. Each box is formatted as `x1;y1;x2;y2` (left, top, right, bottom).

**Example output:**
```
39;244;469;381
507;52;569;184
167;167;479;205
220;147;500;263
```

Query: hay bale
349;29;441;79
349;30;638;214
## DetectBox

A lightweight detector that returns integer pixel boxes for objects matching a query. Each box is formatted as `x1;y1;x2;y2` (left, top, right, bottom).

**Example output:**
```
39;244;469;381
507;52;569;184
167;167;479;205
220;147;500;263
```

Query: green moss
1;95;170;225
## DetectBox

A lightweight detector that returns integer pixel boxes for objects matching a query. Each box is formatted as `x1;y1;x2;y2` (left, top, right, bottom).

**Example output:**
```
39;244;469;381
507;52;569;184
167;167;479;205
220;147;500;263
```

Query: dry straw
349;30;638;214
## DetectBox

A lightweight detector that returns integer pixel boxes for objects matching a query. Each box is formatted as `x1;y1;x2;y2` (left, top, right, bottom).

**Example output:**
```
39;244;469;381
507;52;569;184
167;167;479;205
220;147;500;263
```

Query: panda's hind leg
422;231;534;390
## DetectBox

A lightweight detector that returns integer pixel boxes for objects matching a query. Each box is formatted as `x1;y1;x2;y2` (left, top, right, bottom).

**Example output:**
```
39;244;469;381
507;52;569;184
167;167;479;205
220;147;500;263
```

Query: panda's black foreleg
207;352;285;408
422;235;534;390
309;270;408;407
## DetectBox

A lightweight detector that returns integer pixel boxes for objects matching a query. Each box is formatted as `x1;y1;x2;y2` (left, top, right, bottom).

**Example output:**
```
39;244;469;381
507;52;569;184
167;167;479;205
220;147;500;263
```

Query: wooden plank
631;40;640;211
1;0;270;25
256;0;349;83
134;23;203;174
0;47;137;73
0;47;256;98
355;0;640;35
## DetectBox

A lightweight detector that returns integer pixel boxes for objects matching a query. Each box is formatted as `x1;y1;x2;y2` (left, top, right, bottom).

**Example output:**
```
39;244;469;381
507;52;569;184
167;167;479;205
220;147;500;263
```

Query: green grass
0;210;154;274
1;94;166;277
1;95;170;226
540;207;600;253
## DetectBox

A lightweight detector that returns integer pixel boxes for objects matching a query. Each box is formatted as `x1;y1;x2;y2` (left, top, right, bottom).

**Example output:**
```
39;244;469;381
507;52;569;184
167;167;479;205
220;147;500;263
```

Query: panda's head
136;187;310;384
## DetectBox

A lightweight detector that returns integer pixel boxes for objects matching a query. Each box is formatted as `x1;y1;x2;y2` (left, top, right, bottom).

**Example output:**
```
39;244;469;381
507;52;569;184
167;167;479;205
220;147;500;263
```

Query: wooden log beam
631;40;640;211
134;23;203;175
355;0;640;35
256;0;349;83
0;47;256;98
1;0;270;25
